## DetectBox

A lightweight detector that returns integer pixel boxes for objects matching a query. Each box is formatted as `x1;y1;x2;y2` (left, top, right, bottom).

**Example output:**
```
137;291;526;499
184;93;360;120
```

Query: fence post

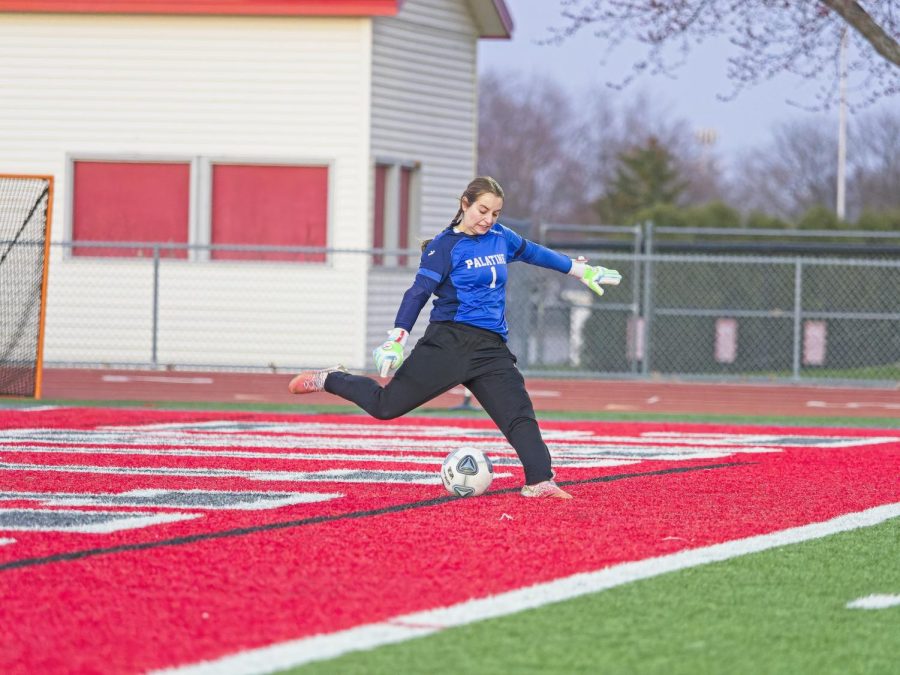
641;221;654;376
630;224;642;374
152;244;160;367
792;258;803;381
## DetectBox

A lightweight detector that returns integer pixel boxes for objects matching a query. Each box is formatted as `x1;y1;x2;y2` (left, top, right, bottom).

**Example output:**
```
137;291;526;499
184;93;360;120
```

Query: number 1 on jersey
489;265;497;288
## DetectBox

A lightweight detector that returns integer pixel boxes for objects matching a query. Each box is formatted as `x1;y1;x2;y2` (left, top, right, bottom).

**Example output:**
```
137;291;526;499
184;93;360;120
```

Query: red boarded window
72;161;190;258
398;165;412;266
372;164;387;266
372;161;418;267
210;164;328;262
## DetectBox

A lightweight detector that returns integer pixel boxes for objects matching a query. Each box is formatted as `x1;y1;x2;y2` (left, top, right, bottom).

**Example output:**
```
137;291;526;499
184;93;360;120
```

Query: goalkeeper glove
568;256;622;296
373;327;408;377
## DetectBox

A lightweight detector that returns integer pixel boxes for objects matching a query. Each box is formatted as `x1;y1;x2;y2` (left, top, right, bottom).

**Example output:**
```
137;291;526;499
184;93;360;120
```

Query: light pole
836;27;848;221
694;127;718;201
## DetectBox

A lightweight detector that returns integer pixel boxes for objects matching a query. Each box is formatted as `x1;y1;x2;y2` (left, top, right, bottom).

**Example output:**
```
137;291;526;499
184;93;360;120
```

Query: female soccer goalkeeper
289;176;621;499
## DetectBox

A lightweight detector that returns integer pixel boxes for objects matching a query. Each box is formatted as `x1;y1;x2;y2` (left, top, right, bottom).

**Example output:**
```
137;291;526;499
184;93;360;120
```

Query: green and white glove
373;327;408;377
568;256;622;296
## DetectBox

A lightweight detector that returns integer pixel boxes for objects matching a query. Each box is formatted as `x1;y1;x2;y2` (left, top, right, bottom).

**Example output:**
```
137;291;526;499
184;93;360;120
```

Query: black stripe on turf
0;461;751;572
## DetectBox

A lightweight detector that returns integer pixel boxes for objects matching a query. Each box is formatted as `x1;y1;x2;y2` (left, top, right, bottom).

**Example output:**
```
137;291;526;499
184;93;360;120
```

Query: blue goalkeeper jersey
394;223;573;340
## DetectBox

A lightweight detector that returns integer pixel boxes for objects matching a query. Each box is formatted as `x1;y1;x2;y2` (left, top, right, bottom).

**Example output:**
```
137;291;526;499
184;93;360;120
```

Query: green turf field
289;518;900;675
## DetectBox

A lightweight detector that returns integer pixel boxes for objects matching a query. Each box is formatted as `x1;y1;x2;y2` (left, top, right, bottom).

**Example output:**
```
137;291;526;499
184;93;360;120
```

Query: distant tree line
478;71;900;232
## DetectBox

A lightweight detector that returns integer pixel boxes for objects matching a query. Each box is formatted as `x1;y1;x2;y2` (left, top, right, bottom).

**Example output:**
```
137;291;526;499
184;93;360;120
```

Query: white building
0;0;512;370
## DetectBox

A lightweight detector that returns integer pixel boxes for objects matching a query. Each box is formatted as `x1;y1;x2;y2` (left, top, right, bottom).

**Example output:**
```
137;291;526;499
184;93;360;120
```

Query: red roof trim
0;0;401;17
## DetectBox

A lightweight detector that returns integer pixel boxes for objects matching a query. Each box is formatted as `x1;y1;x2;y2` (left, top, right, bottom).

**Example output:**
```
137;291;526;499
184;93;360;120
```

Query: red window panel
398;166;412;266
72;161;190;258
210;164;328;262
372;164;387;266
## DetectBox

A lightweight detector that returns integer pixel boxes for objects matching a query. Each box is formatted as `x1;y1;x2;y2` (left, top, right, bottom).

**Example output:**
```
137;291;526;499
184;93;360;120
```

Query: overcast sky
477;1;898;162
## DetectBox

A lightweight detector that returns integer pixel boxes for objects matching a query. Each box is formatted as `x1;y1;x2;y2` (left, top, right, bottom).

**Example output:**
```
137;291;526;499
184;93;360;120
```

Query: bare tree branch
549;1;900;107
820;0;900;66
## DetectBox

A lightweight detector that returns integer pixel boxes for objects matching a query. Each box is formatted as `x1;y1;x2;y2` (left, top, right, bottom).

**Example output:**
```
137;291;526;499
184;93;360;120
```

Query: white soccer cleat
520;480;573;499
288;365;348;394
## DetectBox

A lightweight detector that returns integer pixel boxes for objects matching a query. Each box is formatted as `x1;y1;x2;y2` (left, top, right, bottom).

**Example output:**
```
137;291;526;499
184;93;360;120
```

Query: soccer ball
440;446;494;497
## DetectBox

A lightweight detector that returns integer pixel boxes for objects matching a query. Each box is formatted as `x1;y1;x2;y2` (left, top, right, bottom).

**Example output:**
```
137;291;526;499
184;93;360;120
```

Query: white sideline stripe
157;502;900;675
102;375;214;385
846;594;900;610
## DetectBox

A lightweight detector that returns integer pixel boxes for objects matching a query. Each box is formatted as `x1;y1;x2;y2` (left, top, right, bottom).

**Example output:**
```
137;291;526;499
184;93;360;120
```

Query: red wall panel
372;164;386;266
398;165;411;266
211;164;328;261
72;161;190;258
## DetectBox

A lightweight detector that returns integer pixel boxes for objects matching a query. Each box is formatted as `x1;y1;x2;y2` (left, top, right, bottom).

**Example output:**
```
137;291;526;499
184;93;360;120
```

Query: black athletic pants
324;321;553;485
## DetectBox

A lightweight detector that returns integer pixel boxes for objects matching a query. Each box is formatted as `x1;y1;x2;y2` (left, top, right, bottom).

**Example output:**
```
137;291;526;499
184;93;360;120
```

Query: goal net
0;175;53;398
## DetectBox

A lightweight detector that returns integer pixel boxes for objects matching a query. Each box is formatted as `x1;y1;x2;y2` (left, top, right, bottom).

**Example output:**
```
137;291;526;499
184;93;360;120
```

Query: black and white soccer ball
440;446;494;497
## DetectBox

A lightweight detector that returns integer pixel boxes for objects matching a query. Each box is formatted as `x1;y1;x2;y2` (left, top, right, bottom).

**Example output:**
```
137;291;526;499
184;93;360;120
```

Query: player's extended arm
568;256;622;296
373;327;408;377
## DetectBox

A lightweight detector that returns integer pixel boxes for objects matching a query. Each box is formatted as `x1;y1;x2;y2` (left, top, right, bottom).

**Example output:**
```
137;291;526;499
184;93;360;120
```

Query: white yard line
101;375;214;385
156;502;900;675
846;594;900;610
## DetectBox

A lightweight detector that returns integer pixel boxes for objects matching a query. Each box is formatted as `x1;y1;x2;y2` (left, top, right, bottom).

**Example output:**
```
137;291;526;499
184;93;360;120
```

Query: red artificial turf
0;409;897;673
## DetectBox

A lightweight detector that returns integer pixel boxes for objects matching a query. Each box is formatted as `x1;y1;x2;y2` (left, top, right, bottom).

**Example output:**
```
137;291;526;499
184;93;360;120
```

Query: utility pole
836;27;848;221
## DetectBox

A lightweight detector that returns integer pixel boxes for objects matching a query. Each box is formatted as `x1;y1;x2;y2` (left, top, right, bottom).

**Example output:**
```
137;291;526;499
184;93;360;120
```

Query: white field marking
0;538;15;545
0;462;511;485
77;422;899;450
93;421;595;440
520;389;561;398
101;421;515;436
17;406;60;412
157;502;900;675
646;396;661;404
0;442;760;469
0;433;788;459
0;444;635;469
0;429;792;456
846;594;900;610
639;432;899;448
808;400;900;411
101;375;214;385
0;508;199;533
447;386;560;399
3;429;567;446
0;489;344;511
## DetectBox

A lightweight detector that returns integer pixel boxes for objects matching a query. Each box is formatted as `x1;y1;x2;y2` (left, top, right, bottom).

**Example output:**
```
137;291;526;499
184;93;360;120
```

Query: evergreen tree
595;136;687;224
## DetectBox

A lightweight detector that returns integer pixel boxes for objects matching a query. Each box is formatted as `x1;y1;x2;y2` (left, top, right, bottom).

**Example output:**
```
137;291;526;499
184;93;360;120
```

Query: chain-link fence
41;241;900;386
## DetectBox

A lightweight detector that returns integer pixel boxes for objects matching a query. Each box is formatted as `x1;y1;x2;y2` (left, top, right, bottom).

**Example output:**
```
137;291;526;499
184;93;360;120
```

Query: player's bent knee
506;415;538;435
367;401;407;420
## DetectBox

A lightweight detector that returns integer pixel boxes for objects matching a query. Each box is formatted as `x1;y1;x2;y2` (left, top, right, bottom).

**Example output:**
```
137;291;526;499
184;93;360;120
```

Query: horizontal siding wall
371;0;478;240
368;0;478;342
1;14;375;368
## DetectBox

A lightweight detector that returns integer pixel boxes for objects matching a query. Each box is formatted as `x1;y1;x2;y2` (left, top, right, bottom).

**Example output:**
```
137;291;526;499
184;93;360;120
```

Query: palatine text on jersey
465;254;507;269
